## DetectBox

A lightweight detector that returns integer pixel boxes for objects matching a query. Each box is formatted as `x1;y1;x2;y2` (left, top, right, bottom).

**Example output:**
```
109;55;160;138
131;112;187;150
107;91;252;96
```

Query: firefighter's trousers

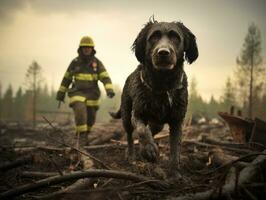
72;102;98;134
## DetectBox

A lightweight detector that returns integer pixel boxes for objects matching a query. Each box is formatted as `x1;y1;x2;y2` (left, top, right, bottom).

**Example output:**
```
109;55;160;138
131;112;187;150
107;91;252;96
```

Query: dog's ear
176;22;198;64
132;21;154;64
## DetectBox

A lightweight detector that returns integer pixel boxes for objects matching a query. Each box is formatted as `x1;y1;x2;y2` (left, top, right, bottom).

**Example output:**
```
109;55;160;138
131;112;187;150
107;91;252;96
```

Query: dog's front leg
169;124;182;175
131;114;159;162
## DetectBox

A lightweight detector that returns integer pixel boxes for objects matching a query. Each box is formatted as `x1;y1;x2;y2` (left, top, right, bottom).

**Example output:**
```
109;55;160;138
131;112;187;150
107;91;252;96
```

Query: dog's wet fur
110;19;198;175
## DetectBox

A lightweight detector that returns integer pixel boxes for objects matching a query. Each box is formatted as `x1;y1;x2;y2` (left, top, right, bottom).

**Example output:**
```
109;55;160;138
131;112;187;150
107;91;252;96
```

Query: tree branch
0;169;165;199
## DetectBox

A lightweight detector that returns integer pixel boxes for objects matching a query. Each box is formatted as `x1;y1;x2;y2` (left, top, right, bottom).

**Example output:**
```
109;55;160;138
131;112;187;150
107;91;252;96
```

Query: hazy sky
0;0;265;100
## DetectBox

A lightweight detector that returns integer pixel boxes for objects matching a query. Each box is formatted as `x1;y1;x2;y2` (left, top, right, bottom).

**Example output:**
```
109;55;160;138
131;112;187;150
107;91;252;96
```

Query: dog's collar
140;70;184;107
140;70;184;92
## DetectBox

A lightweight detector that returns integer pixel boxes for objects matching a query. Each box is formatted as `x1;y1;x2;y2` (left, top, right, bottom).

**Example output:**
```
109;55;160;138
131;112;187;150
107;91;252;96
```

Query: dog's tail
109;108;121;119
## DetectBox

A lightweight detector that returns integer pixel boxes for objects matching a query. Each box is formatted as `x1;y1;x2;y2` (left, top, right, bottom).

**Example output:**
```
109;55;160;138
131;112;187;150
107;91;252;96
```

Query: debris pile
0;118;265;200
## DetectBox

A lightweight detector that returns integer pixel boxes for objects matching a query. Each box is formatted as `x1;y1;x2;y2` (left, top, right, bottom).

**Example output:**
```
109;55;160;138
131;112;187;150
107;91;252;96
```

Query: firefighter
56;36;115;144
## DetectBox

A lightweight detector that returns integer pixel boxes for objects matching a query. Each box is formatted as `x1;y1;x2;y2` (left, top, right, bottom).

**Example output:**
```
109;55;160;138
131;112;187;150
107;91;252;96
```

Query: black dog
111;19;198;173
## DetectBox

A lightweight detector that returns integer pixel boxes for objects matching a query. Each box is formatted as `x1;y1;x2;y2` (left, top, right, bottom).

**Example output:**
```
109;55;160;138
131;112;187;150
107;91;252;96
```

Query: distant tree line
187;76;266;121
0;82;122;124
0;83;59;123
187;23;266;121
0;70;265;125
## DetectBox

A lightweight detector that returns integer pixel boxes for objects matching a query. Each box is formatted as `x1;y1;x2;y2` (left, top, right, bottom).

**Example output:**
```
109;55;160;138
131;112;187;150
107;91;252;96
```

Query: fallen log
89;131;123;145
14;144;126;153
112;132;170;146
170;150;266;200
84;143;126;150
0;169;165;199
183;140;257;154
35;178;95;200
201;136;265;151
21;171;59;178
0;156;33;172
112;133;259;155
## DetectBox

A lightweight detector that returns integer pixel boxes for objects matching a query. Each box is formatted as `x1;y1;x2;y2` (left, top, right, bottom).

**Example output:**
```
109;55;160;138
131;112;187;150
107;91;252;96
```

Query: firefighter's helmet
79;36;95;47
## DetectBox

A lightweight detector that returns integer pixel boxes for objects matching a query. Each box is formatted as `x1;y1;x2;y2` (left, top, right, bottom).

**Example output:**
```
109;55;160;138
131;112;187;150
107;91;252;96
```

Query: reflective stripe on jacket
57;56;114;105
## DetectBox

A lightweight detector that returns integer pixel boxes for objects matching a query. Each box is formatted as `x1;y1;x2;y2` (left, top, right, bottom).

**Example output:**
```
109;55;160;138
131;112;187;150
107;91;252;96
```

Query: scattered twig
42;116;111;169
45;153;64;176
201;152;266;175
241;185;258;200
117;192;124;200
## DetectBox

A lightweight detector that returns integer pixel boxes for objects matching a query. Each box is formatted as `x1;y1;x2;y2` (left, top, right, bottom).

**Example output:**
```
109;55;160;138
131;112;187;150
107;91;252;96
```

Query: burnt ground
0;120;265;200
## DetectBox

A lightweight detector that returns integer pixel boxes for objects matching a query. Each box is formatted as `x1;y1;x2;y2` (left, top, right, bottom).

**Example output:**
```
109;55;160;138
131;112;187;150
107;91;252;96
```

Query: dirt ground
0;120;265;200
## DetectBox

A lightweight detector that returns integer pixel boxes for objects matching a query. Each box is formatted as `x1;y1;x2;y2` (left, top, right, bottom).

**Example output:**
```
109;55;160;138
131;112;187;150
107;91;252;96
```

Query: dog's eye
168;31;180;42
148;31;161;42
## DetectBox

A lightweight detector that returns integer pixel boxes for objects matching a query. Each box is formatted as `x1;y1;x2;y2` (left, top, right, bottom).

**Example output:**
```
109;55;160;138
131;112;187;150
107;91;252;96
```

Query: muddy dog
111;19;198;174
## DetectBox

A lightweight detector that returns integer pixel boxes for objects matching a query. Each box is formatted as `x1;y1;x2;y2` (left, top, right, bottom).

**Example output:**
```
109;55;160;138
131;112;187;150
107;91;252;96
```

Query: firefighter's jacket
57;56;114;107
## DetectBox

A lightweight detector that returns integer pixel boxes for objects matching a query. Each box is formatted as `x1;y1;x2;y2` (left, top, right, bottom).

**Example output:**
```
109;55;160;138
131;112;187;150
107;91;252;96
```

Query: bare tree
236;23;265;119
25;61;43;127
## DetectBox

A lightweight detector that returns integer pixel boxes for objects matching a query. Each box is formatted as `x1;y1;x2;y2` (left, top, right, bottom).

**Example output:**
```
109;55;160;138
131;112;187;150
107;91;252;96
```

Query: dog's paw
140;142;159;162
168;166;182;179
168;160;182;179
125;148;135;163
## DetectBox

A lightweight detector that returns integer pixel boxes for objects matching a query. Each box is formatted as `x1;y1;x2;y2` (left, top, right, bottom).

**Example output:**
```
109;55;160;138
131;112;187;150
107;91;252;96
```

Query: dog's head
132;19;198;70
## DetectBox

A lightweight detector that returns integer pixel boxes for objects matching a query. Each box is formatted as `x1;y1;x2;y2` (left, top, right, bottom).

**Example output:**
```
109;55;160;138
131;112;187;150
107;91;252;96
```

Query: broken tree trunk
171;150;266;200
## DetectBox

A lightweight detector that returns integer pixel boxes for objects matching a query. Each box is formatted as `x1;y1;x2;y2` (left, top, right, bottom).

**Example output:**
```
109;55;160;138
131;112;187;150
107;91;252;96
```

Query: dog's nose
157;48;170;56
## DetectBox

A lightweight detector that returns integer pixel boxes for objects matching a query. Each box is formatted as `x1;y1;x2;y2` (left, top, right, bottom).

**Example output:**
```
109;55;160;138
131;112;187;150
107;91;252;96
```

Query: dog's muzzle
158;47;171;57
152;46;176;70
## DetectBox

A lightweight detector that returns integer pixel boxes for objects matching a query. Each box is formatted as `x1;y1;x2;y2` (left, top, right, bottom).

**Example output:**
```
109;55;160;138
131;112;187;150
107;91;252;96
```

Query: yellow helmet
79;36;95;47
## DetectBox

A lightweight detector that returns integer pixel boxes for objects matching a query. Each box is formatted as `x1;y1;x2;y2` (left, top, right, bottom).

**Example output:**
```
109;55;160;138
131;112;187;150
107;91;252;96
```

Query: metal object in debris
249;118;266;146
219;112;266;146
218;112;254;143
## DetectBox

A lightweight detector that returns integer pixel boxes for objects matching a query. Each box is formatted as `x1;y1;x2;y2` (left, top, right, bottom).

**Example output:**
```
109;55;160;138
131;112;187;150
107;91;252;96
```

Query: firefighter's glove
56;91;65;102
107;91;115;98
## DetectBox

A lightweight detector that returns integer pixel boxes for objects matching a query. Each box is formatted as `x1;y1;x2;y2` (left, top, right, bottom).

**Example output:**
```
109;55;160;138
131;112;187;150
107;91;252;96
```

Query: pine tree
14;87;24;120
25;61;43;127
258;92;266;120
188;77;206;119
236;23;265;119
220;77;236;112
2;84;13;120
24;90;34;122
0;82;2;120
208;95;220;118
